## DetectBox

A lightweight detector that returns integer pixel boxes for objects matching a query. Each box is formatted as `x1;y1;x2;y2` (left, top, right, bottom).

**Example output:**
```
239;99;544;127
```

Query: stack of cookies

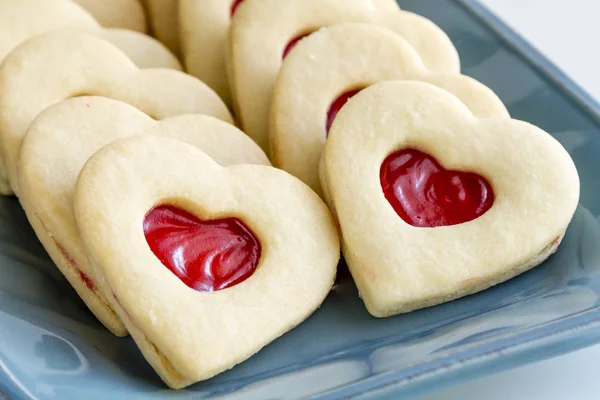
0;0;580;389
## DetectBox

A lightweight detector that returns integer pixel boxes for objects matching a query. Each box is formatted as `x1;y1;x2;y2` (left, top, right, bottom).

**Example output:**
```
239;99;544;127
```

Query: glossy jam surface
230;0;244;16
282;33;311;59
326;89;361;135
380;149;494;228
144;205;261;292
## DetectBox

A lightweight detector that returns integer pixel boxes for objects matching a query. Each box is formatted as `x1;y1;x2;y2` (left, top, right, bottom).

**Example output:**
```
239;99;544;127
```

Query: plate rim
3;1;600;399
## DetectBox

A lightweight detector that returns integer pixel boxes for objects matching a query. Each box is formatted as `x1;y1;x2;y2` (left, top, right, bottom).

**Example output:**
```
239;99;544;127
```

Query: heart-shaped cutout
144;205;261;292
380;148;494;228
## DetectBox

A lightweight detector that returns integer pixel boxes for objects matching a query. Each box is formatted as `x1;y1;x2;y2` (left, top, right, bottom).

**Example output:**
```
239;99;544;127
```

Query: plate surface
3;0;600;399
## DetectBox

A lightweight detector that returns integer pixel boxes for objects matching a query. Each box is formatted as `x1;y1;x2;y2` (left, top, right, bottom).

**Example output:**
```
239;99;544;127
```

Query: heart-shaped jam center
326;89;362;135
144;205;261;292
231;0;244;16
282;32;312;59
380;149;494;228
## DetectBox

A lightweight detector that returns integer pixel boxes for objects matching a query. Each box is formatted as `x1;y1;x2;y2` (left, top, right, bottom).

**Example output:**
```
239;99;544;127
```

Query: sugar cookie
0;32;230;195
229;0;462;151
74;135;339;387
323;81;579;317
228;0;401;151
271;24;506;196
19;96;266;335
0;0;181;71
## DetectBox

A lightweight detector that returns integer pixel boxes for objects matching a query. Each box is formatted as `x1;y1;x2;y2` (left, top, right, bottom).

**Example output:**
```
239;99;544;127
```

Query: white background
426;1;600;399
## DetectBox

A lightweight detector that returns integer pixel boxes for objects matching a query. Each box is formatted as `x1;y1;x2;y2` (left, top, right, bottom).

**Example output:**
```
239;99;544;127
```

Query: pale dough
99;30;182;70
142;0;180;56
228;0;401;151
378;11;460;74
18;96;267;336
180;2;459;112
323;81;580;317
74;135;339;387
0;0;180;71
271;24;507;197
0;32;231;196
179;0;237;108
72;0;148;32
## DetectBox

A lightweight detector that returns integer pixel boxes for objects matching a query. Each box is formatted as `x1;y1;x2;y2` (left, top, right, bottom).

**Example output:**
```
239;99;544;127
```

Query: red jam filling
282;33;312;59
326;89;362;135
380;149;494;228
56;240;96;291
143;205;261;292
78;270;96;291
230;0;244;16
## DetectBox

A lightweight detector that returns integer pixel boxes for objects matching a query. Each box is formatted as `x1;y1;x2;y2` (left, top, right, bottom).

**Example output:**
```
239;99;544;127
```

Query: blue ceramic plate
3;0;600;399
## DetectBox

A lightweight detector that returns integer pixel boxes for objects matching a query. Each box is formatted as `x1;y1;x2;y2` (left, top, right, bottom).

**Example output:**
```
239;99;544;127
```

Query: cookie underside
21;203;127;336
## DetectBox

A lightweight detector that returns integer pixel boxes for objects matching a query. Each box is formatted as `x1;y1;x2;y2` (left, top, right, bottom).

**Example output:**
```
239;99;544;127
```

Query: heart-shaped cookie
0;31;231;196
0;0;180;70
142;0;180;55
74;135;339;388
72;0;148;32
18;96;266;336
271;24;507;196
179;0;246;107
322;81;579;317
228;0;404;151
